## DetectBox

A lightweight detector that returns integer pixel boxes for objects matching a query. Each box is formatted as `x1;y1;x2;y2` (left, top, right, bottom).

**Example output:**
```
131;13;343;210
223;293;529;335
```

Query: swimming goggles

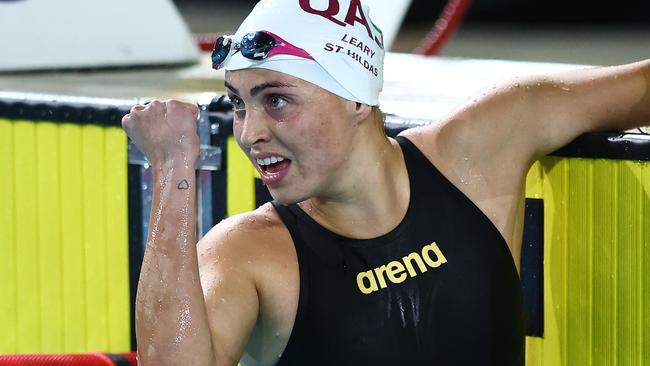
211;30;314;70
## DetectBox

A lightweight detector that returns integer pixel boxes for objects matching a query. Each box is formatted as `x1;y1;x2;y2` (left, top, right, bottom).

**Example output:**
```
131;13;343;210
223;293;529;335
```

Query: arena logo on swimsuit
356;242;447;294
298;0;385;50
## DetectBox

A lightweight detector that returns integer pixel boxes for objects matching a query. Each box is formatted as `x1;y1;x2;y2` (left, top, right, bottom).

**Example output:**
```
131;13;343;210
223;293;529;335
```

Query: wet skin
199;69;411;364
127;60;650;366
199;62;650;365
200;68;535;365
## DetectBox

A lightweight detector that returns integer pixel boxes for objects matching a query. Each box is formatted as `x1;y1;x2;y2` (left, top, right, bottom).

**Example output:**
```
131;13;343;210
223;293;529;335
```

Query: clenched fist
121;100;200;166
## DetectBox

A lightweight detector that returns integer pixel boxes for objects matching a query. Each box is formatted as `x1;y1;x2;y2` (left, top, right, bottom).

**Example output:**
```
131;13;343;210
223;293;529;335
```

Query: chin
267;187;310;206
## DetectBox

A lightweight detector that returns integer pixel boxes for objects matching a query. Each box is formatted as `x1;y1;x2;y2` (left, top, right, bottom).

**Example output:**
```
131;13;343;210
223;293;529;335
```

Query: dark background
174;0;650;26
172;0;650;65
407;0;650;25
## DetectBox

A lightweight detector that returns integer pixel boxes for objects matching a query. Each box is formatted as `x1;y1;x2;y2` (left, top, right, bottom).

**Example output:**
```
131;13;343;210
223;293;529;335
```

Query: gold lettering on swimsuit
386;261;407;284
357;271;379;294
356;242;447;294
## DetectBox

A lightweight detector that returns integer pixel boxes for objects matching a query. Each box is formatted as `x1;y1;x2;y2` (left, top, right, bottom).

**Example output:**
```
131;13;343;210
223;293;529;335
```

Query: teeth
256;156;285;166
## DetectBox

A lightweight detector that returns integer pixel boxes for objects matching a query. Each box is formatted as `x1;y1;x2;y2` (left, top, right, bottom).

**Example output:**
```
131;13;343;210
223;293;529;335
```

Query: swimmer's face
225;68;363;204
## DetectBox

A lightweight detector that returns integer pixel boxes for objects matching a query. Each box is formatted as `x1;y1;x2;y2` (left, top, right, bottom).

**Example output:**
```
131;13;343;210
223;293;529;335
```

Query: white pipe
0;0;199;72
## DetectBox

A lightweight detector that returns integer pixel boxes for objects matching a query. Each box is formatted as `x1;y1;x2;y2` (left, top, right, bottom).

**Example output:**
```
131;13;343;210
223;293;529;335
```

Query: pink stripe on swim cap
223;0;385;106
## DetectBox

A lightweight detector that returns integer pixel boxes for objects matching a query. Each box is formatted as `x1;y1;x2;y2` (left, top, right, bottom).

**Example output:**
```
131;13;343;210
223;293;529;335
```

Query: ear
349;102;373;126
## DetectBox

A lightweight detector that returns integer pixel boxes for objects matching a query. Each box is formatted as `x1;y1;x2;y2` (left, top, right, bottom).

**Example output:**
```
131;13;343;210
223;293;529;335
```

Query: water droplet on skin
182;154;190;169
561;87;571;91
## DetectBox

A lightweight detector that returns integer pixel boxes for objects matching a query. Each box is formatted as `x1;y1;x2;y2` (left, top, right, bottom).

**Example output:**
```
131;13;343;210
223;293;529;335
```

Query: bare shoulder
198;203;288;250
197;202;295;280
399;81;536;170
397;94;533;262
197;203;299;365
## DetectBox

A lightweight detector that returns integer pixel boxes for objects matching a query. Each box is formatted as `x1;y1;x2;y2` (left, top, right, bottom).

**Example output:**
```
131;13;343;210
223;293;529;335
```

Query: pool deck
2;1;649;122
0;53;587;122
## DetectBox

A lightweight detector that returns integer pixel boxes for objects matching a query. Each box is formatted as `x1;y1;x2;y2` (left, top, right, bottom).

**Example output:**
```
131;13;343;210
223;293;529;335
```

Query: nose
237;111;272;148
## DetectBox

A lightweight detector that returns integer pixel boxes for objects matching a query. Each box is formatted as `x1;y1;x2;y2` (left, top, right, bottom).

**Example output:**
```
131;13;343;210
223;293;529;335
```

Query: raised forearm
135;160;215;366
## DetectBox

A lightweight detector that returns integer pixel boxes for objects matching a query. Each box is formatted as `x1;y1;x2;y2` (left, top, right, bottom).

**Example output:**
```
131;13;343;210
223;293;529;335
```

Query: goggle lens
240;32;280;60
211;31;312;70
211;37;232;69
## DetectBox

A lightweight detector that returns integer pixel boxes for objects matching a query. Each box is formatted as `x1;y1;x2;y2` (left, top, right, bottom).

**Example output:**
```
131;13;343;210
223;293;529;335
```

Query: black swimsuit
272;136;525;365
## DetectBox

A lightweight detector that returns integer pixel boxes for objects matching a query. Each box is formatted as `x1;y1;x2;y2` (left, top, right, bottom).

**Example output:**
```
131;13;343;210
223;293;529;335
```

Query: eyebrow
224;81;296;97
224;82;239;95
250;82;296;97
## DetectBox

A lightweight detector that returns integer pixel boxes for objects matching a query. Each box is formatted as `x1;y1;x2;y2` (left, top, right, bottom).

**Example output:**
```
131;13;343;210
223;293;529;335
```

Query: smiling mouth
257;156;292;174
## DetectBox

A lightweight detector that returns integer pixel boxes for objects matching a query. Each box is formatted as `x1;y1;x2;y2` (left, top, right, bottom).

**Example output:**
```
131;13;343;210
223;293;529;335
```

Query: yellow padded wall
0;119;131;354
104;127;131;352
0;119;17;353
36;122;63;353
524;157;650;365
227;136;257;216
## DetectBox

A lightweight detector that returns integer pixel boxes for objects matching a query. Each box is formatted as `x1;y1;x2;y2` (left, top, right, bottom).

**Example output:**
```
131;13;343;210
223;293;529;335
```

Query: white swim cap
219;0;385;106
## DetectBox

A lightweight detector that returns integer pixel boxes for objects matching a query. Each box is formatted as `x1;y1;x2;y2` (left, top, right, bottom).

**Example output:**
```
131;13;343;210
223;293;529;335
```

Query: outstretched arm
402;58;650;258
438;59;650;167
520;58;650;157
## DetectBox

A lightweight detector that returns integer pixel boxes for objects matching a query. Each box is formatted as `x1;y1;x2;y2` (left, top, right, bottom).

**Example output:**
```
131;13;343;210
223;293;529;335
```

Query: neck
300;131;409;239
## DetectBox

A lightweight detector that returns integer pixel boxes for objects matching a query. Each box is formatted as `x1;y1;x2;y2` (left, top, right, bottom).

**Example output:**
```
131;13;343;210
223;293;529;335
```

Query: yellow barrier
0;119;131;354
2;111;649;364
525;158;650;365
226;136;258;216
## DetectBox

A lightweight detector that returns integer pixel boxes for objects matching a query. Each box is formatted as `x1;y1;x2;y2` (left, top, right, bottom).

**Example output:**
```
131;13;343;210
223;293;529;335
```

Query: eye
267;95;288;110
228;95;245;112
228;95;246;120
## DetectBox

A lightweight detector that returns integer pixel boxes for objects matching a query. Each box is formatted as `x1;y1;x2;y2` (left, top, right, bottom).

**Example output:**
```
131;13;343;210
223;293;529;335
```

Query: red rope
195;1;472;57
413;0;473;56
0;353;137;366
195;33;223;52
